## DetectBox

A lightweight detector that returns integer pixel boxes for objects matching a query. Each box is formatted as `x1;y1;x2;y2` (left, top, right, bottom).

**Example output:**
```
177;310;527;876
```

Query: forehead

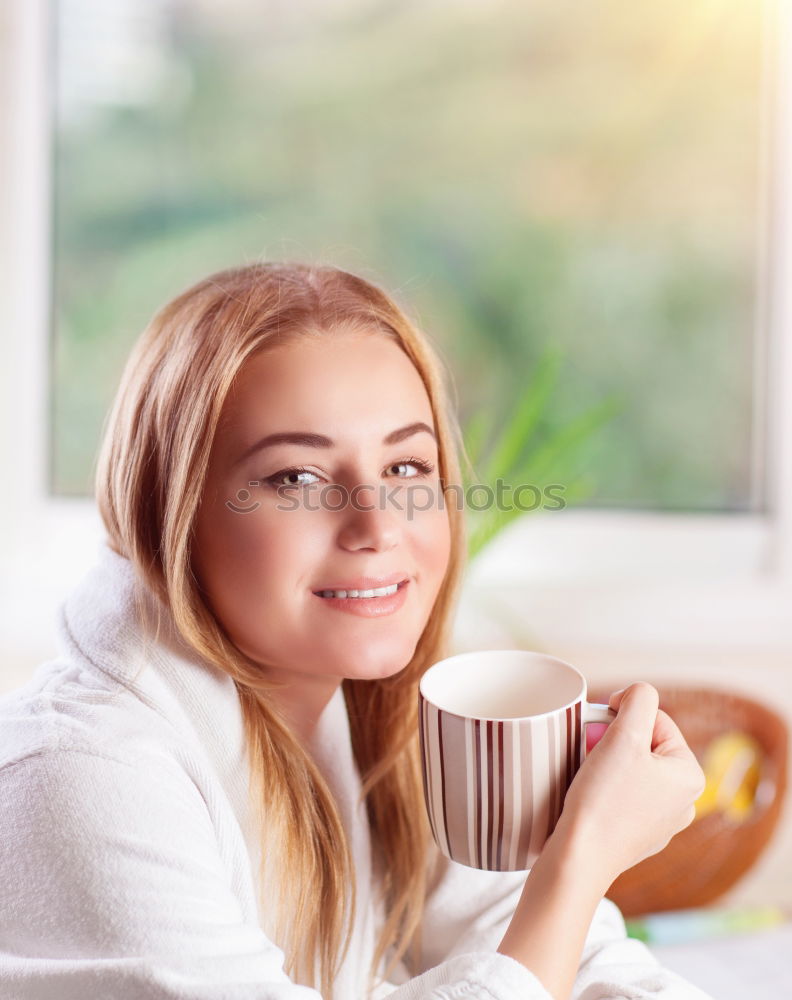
221;330;435;436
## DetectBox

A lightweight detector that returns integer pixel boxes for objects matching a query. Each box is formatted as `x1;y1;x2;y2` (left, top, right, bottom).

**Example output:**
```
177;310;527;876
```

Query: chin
336;638;418;683
347;660;411;683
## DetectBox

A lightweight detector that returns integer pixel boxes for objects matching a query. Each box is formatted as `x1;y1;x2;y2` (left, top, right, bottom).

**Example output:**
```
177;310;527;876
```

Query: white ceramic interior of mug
420;649;585;720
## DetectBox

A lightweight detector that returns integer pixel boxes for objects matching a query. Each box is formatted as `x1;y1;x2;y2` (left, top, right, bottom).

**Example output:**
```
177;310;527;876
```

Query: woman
0;262;710;1000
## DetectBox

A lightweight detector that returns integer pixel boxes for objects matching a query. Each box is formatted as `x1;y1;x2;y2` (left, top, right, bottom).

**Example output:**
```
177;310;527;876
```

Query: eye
388;457;436;478
262;456;436;491
264;466;321;489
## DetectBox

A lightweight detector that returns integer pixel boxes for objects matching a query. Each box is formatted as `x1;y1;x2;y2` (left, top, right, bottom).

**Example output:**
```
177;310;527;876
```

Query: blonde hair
95;261;470;999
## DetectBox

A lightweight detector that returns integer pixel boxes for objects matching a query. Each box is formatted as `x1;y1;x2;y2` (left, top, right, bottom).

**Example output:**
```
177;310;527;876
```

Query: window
53;0;769;513
1;0;790;674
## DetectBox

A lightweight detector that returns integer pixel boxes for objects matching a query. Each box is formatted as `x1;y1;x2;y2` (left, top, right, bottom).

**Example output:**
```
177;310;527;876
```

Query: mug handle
584;702;616;725
582;702;617;756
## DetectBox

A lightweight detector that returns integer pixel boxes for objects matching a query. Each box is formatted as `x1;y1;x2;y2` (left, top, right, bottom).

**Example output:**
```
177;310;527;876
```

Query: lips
312;578;411;617
311;572;409;594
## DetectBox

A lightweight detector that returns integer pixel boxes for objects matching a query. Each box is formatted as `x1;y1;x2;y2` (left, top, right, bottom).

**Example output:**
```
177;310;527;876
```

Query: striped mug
418;649;616;871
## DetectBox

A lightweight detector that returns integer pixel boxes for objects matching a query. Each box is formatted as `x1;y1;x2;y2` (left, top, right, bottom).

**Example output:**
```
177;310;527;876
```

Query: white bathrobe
0;542;713;1000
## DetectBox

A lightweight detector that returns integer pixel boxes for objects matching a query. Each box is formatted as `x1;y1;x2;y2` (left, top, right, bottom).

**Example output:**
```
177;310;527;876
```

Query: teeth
320;583;400;599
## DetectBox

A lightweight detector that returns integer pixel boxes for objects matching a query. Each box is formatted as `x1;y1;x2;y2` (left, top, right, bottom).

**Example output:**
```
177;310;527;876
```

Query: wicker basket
586;683;789;918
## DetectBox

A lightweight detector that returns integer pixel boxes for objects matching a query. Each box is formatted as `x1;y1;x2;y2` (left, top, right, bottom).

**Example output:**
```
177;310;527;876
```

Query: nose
335;483;401;552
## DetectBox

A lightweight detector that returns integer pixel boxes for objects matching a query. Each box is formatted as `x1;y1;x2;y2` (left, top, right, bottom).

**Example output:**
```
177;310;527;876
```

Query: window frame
2;0;790;669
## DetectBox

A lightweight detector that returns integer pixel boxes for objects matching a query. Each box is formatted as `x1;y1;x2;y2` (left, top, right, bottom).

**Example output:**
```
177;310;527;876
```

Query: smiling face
191;327;452;736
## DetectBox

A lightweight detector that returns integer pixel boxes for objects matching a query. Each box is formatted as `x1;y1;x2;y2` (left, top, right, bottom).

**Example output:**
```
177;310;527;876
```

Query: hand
551;682;706;892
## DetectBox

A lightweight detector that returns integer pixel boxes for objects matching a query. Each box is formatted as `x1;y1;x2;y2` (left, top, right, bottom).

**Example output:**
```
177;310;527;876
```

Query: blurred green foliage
462;346;624;561
52;0;764;514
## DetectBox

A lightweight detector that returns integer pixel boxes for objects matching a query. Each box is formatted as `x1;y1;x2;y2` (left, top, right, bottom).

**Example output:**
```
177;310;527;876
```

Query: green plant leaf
479;346;564;485
463;400;624;562
509;394;624;486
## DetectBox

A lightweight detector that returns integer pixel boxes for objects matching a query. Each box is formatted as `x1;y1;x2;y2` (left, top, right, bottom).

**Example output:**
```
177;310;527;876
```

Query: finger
610;691;690;754
651;708;684;749
607;682;660;744
608;688;626;710
651;708;698;762
608;681;659;715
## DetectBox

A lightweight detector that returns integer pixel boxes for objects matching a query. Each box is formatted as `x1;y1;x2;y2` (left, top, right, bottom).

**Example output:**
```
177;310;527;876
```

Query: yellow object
695;730;763;822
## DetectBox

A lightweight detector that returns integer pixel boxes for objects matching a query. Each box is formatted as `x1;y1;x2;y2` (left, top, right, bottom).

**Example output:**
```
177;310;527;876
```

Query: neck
263;672;341;746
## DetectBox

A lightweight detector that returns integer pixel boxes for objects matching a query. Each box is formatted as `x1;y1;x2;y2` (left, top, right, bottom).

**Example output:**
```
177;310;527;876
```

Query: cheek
192;495;315;635
410;498;452;587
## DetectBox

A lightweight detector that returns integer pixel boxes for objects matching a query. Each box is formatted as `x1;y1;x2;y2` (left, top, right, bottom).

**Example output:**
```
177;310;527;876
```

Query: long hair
95;261;470;999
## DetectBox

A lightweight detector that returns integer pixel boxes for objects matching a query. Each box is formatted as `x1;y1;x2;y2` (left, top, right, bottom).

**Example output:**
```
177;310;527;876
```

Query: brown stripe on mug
418;697;438;846
496;722;505;870
545;711;557;843
486;721;495;869
474;717;482;869
437;708;451;857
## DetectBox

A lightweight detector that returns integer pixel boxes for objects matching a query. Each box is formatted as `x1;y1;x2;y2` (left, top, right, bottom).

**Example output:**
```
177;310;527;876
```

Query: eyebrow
235;421;438;466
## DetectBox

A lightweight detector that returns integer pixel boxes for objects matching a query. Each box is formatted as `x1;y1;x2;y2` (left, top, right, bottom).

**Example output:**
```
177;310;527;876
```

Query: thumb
607;682;660;746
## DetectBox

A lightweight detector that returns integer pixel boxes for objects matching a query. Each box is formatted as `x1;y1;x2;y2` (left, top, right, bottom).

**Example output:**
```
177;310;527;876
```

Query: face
192;328;452;725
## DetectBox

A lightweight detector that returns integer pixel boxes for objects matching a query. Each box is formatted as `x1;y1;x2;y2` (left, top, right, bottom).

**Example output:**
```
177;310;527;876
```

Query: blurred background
1;0;791;972
52;0;767;506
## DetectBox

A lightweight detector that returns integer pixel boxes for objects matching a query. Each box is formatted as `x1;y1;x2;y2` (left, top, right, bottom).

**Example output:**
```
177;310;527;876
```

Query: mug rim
419;648;588;723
